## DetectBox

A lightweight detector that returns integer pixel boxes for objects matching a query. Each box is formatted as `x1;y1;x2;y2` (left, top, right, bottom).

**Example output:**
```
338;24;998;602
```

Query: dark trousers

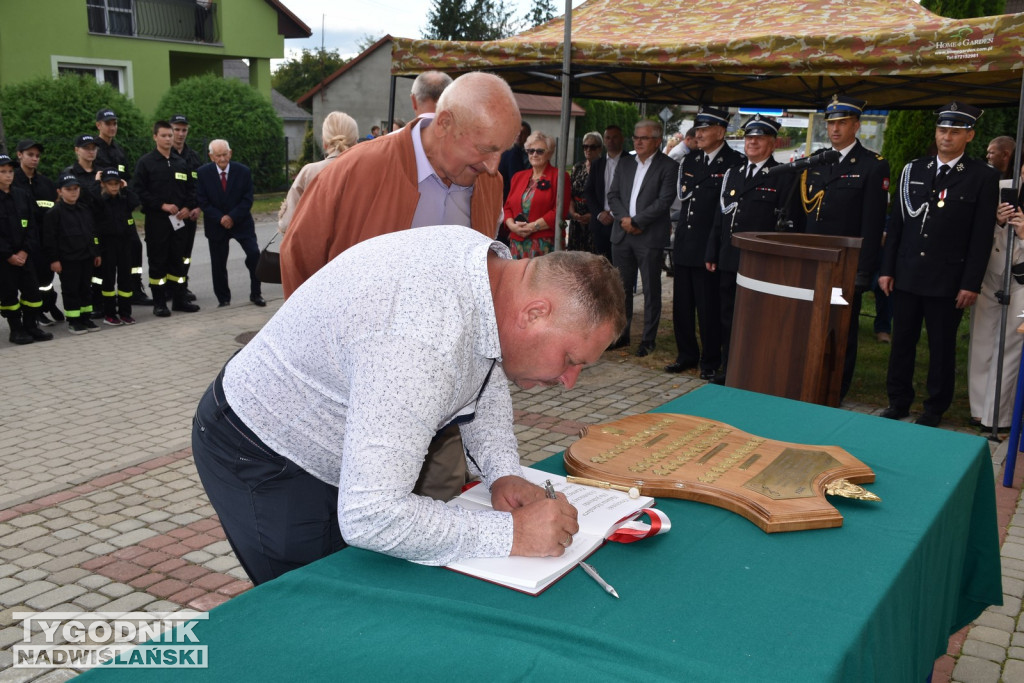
101;238;134;317
886;290;964;416
181;220;197;281
192;372;347;585
208;231;261;304
612;239;662;347
0;259;42;316
58;259;93;318
840;288;864;400
131;230;144;291
719;270;738;370
591;221;613;264
144;217;190;290
671;263;721;372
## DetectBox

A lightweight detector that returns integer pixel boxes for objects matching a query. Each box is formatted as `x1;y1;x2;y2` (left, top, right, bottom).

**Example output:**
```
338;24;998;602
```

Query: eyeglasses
525;148;547;156
632;135;659;142
582;144;602;150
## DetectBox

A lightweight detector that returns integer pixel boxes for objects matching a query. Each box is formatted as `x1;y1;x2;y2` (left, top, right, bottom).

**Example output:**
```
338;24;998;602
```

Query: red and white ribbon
607;508;671;544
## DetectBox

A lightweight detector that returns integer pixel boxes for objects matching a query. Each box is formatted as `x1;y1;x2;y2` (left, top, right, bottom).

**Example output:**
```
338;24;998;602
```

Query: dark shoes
172;300;200;313
664;359;697;374
914;412;942;428
608;337;630;350
153;305;171;318
635;343;655;358
184;288;197;302
700;369;716;381
132;290;154;305
879;406;909;420
250;295;266;307
218;300;231;307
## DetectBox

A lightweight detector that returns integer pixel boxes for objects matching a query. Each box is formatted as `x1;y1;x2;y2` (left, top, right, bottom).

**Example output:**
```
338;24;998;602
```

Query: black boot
132;275;153;306
171;283;200;312
6;314;33;345
152;284;171;317
23;309;53;342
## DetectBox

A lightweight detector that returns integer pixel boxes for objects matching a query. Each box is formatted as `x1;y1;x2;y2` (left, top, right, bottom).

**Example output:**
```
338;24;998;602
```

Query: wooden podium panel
564;413;878;533
728;232;861;407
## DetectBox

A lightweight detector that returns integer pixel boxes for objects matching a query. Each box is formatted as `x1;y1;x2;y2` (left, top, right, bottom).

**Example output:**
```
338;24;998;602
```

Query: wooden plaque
563;413;877;533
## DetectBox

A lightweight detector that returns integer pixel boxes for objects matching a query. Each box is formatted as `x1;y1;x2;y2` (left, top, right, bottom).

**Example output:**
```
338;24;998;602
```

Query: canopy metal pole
1000;70;1024;486
387;75;397;132
553;0;573;251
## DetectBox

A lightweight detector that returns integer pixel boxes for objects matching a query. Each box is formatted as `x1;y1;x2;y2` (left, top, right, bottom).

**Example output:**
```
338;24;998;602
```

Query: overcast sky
277;0;587;63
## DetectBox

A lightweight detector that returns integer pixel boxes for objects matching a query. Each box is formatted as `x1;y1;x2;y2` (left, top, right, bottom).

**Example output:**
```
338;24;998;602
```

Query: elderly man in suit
607;119;679;357
878;102;998;428
196;139;264;308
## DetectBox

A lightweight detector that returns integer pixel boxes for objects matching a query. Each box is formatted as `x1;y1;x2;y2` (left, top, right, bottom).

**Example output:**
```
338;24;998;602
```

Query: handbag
1012;262;1024;286
255;231;282;284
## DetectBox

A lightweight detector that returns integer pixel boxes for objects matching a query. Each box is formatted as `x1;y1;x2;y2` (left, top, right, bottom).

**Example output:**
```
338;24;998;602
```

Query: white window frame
51;56;134;99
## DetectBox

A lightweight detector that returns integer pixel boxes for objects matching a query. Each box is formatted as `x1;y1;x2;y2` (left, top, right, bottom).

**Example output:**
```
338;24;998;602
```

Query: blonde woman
278;111;358;233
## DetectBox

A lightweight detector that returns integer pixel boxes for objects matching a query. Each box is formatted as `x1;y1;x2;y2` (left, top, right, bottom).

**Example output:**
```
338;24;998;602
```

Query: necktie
220;171;227;191
747;163;757;180
937;164;949;182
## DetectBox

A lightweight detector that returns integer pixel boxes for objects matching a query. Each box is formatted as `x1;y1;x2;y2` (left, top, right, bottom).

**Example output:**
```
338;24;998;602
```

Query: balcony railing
87;0;220;44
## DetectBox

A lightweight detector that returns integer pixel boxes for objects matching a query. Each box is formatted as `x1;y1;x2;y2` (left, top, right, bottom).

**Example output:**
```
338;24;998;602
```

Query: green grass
604;285;977;430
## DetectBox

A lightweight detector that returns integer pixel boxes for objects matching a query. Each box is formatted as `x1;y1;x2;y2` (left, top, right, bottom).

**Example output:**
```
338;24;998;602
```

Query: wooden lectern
727;233;861;407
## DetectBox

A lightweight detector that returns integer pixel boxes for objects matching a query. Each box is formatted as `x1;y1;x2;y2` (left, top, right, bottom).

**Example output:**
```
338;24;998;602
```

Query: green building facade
0;0;310;114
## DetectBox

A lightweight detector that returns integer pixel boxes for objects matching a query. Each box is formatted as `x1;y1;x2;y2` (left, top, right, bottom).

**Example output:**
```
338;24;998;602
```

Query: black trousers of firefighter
101;237;134;319
145;218;192;305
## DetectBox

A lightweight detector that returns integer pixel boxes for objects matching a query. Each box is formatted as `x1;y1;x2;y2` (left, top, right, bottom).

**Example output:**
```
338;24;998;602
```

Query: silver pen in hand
579;560;620;599
544;479;557;499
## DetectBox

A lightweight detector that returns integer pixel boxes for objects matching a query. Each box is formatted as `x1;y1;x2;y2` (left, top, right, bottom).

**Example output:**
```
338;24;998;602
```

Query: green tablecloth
83;385;1001;682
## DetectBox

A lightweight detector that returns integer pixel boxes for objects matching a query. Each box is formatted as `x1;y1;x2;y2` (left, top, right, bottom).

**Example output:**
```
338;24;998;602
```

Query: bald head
423;72;521;187
411;71;452;115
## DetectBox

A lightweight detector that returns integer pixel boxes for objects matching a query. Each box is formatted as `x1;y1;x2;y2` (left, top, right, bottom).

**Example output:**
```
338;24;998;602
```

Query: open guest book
444;466;657;595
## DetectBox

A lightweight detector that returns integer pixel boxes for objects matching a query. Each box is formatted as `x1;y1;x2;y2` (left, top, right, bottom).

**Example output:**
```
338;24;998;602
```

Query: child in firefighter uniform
43;173;101;335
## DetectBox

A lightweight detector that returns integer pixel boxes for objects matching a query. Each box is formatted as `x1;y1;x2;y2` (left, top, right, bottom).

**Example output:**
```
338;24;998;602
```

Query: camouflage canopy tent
390;0;1024;110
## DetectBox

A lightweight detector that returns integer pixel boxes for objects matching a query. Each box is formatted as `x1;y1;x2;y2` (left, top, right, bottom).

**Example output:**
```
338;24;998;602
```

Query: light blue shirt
410;119;474;229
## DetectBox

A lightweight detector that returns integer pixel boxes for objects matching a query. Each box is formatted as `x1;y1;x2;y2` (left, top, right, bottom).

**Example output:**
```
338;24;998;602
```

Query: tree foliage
524;0;556;28
573;99;641;148
881;0;1011;184
271;48;348;103
423;0;519;40
0;75;149;181
155;74;286;191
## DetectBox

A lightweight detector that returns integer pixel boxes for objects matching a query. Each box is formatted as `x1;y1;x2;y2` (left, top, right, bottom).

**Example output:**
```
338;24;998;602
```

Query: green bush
295;120;320;170
155;74;286;191
0;74;149;181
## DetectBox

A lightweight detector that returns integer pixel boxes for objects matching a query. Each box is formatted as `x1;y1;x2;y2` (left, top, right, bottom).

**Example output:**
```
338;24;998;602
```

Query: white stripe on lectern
736;273;848;306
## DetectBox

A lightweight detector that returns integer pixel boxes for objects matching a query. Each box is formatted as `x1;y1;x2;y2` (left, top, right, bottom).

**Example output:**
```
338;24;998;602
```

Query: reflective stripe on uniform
149;277;166;286
0;302;20;311
101;290;116;298
131;267;143;275
117;290;133;298
20;299;42;308
165;274;186;284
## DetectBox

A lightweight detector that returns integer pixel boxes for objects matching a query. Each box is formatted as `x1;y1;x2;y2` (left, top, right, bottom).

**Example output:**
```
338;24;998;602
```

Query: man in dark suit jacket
196;139;264;307
706;115;795;383
668;106;744;379
584;124;625;262
607;120;679;357
793;95;890;400
878;102;998;428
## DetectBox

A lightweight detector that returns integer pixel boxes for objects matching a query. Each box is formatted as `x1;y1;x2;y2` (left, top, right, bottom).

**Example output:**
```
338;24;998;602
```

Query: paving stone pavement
0;270;1022;681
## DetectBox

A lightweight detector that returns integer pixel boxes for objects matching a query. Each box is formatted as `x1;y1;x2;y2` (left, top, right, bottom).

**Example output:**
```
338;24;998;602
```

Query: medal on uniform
730;189;736;196
937;188;947;208
680;185;687;194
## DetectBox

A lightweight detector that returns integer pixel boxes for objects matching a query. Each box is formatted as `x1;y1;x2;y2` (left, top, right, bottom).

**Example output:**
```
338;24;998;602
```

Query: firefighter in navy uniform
0;154;53;344
170;114;201;302
13;139;61;326
667;106;745;380
131;120;200;317
878;102;998;428
705;114;796;384
794;94;890;400
95;107;150;306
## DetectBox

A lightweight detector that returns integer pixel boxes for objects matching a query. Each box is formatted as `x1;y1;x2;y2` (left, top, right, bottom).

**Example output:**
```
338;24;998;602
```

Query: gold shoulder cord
799;169;825;219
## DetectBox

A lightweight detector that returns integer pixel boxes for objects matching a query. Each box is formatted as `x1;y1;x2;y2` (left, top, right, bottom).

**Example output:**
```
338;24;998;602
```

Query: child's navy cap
0;154;15;167
100;168;122;182
74;134;98;148
57;173;81;188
